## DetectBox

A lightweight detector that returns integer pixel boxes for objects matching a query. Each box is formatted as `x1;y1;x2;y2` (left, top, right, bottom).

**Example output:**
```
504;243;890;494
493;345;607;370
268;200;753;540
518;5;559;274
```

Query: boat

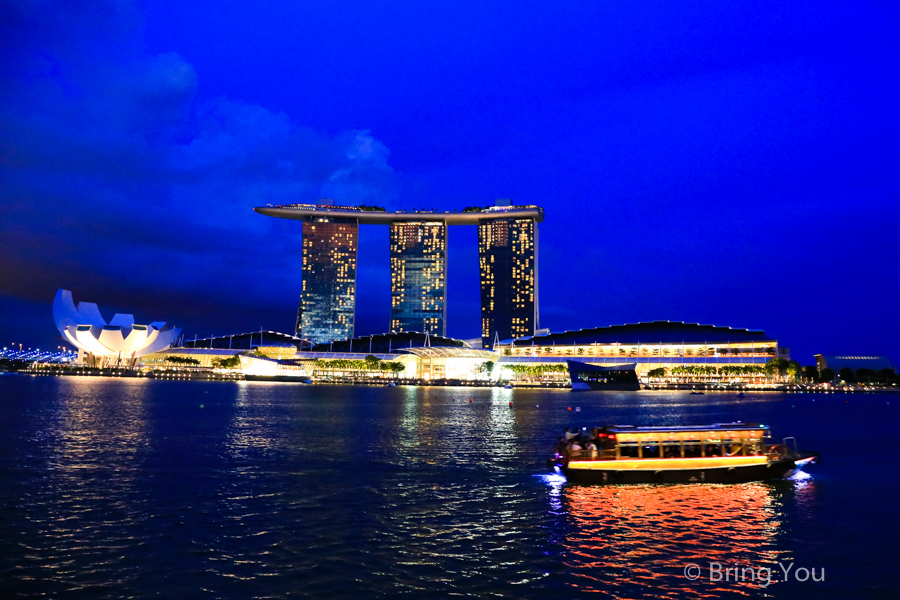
244;374;312;383
567;360;641;391
550;422;817;484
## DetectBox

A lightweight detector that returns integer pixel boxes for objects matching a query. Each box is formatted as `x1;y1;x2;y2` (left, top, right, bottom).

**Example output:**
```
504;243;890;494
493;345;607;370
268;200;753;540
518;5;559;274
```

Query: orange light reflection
562;483;785;598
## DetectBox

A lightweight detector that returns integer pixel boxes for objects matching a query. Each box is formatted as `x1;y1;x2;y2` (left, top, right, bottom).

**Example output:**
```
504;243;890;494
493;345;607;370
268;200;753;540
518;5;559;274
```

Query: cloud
0;0;396;332
321;130;395;204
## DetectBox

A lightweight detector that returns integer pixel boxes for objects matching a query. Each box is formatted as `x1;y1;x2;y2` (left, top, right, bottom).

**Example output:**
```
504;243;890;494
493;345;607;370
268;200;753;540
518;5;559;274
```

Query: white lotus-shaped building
53;289;181;367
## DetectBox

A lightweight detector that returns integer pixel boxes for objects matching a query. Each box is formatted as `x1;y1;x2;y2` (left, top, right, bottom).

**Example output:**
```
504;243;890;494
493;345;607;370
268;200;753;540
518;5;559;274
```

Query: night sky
2;1;898;366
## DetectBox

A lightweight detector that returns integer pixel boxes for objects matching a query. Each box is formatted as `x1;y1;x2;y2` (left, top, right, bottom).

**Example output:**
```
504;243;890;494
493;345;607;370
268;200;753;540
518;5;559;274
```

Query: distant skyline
1;1;898;366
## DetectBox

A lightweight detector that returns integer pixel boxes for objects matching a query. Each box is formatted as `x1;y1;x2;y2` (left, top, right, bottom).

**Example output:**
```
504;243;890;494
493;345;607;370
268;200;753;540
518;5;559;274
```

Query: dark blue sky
1;1;898;365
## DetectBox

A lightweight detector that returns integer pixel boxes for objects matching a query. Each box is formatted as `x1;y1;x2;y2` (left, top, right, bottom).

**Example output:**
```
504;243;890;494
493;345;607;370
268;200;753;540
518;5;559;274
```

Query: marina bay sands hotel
254;200;543;348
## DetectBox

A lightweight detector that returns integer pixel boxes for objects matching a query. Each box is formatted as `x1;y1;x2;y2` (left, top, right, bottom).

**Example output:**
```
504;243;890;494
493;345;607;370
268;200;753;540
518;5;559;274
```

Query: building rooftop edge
254;205;544;224
499;320;774;345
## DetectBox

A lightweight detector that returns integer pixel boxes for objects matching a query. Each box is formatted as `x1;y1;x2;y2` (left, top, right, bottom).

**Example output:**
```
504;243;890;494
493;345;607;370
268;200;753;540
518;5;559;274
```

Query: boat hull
560;458;805;485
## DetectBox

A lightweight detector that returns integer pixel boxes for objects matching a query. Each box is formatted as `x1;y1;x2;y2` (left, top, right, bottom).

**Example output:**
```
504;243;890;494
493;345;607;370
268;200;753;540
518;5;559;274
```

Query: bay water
0;375;895;598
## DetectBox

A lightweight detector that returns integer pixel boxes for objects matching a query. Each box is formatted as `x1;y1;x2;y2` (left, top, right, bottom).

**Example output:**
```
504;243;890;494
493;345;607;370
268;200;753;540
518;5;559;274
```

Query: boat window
642;442;660;459
662;442;682;458
705;443;723;457
683;441;702;457
746;440;763;456
725;440;745;456
618;441;640;458
702;437;723;457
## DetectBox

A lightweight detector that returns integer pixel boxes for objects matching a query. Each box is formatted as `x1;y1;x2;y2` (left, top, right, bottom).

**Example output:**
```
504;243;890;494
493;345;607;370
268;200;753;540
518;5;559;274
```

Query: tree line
648;365;769;378
210;353;407;375
502;363;568;378
646;358;802;380
313;356;406;375
647;358;897;385
165;356;201;366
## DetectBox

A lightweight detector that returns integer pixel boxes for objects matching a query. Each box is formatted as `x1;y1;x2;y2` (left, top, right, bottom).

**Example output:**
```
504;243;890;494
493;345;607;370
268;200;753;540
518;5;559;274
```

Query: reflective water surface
0;377;895;598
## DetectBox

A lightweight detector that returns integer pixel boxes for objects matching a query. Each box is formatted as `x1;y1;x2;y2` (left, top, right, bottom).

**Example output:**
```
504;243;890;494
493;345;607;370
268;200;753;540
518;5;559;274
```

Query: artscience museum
52;289;181;368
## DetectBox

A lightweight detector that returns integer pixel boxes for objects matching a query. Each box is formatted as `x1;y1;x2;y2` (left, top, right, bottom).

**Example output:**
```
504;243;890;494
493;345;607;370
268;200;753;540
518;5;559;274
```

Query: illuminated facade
390;222;447;336
478;217;538;348
495;321;788;382
52;289;180;368
255;201;544;340
297;219;358;344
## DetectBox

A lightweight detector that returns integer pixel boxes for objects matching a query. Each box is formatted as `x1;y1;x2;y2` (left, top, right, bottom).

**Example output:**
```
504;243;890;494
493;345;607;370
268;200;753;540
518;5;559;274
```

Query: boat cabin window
724;438;745;456
609;428;768;460
642;442;660;459
617;441;640;458
683;441;702;457
662;441;682;458
702;437;724;457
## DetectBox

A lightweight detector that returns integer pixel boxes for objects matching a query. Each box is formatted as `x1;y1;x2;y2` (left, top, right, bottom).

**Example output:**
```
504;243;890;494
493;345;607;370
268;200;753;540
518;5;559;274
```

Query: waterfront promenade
13;366;899;393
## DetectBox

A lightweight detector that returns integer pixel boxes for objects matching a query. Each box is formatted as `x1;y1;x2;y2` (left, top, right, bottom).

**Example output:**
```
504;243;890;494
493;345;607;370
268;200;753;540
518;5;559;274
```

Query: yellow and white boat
552;423;817;484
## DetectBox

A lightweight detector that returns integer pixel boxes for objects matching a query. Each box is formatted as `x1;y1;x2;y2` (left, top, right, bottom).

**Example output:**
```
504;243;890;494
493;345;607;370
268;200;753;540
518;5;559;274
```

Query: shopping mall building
494;321;788;382
137;322;785;384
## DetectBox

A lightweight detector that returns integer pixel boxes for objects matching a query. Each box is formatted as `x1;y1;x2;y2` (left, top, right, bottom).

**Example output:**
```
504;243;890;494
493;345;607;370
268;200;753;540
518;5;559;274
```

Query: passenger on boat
553;437;566;455
727;443;743;457
564;427;577;441
568;439;583;454
586;440;598;459
705;444;721;457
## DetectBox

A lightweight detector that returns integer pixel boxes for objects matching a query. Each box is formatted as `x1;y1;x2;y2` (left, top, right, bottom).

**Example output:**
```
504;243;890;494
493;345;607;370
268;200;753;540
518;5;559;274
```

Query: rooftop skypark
254;203;544;225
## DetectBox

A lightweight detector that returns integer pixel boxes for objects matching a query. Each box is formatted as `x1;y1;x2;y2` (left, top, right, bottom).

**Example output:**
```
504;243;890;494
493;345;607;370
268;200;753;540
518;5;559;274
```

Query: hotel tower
390;222;447;336
478;216;538;348
296;218;358;344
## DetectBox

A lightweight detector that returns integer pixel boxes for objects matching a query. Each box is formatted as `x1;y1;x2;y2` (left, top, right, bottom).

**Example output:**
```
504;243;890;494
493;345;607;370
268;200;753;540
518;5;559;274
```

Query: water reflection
388;387;525;469
559;482;791;597
21;378;153;595
488;388;517;462
52;377;150;474
227;382;277;453
398;385;420;451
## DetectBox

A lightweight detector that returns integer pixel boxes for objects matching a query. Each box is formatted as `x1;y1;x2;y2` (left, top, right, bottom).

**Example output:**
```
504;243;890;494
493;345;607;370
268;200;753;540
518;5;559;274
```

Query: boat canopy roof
601;422;767;434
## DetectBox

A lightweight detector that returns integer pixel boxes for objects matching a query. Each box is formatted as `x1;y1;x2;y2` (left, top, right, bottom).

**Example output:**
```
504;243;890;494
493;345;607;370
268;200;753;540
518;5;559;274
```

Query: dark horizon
2;1;898;367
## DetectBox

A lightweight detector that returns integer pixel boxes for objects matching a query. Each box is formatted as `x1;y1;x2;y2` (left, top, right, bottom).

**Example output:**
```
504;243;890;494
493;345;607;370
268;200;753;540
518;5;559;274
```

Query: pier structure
254;201;543;346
